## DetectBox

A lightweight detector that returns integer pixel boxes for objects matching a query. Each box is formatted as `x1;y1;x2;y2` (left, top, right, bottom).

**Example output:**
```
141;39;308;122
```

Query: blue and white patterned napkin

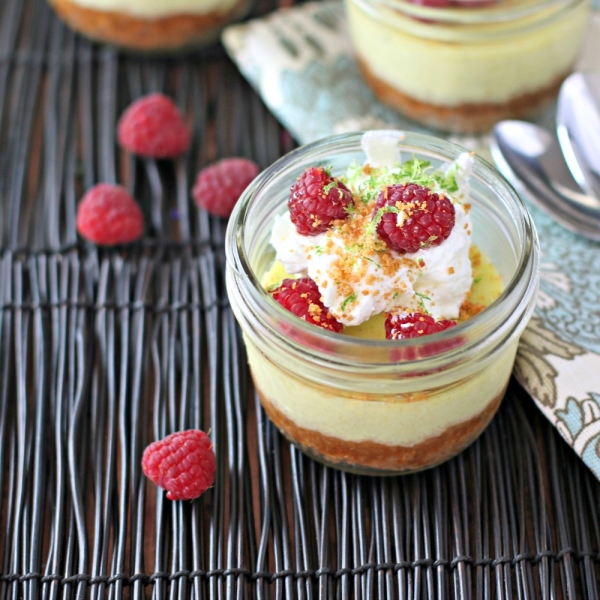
222;3;600;479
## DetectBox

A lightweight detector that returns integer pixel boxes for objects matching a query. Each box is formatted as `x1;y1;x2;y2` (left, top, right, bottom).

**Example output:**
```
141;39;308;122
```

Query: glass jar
225;131;540;475
47;0;252;52
345;0;591;133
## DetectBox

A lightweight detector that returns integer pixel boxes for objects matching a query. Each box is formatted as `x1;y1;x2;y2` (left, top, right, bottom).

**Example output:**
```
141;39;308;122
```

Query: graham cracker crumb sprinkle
308;303;322;320
459;299;486;321
320;193;411;304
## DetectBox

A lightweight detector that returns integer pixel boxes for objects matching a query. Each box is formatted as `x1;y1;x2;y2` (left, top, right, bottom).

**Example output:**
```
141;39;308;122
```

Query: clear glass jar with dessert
47;0;252;52
345;0;591;133
226;130;540;475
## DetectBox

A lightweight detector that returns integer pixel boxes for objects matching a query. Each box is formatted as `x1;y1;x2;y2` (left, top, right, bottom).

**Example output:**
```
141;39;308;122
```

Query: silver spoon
491;120;600;241
556;71;600;199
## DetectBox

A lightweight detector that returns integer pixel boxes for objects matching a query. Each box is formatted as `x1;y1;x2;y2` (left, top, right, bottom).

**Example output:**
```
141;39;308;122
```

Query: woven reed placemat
0;1;598;598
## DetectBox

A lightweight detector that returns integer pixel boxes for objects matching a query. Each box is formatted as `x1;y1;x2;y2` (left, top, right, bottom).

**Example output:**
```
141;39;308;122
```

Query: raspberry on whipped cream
270;132;475;327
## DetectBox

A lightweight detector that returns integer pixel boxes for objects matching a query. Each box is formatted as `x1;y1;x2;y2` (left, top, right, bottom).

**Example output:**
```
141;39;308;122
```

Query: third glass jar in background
47;0;253;52
345;0;591;133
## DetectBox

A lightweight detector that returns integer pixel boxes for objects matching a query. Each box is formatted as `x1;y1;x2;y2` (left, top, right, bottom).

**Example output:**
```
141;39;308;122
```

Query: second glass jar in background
345;0;591;133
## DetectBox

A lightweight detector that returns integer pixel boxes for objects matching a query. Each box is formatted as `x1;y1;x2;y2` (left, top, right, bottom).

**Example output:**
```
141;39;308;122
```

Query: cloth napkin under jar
222;1;600;480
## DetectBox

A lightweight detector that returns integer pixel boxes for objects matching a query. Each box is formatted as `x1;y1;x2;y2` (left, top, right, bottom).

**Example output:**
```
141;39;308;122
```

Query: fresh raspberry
385;311;457;340
192;158;259;218
76;183;144;245
288;167;353;235
271;277;343;333
117;93;191;159
374;183;455;253
142;429;216;501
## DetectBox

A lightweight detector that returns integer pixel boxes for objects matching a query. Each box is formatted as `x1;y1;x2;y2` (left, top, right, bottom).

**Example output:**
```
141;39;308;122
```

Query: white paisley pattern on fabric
222;2;600;480
513;200;600;480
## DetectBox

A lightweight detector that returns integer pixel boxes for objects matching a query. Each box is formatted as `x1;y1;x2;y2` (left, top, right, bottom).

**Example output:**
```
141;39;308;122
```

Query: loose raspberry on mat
142;429;216;501
385;311;457;340
192;157;259;218
289;167;353;235
271;277;343;333
374;183;455;253
76;183;144;246
118;93;191;159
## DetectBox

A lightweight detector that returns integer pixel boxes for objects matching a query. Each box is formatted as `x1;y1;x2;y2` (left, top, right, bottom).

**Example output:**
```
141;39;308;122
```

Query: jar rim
350;0;586;28
226;131;539;370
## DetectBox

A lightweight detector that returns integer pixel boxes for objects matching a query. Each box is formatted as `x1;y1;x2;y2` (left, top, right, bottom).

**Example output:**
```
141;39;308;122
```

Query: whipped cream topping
270;132;474;326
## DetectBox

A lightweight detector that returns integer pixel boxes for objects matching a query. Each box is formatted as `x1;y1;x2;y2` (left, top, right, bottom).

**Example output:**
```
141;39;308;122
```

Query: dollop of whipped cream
270;131;474;326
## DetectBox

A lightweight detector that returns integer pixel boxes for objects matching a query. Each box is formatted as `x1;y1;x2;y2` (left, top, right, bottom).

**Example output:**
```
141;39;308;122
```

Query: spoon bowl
491;120;600;241
556;71;600;199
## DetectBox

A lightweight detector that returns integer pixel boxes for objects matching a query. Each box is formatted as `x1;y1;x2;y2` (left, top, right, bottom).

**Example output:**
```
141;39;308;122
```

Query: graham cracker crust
357;57;569;134
49;0;247;51
257;386;506;474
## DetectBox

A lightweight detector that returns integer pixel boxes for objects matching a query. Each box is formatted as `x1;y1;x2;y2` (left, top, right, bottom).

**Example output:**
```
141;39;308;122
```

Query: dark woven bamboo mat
0;0;599;597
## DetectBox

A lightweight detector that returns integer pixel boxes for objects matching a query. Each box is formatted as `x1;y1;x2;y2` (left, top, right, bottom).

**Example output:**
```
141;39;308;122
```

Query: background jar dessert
345;0;591;134
225;131;540;476
48;0;253;52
